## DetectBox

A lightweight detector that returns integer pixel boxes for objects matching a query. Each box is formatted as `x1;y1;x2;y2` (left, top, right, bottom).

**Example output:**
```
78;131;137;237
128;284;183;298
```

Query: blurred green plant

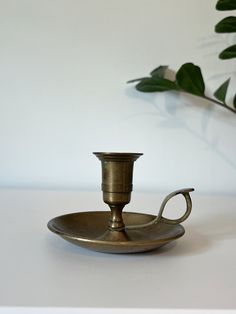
128;0;236;114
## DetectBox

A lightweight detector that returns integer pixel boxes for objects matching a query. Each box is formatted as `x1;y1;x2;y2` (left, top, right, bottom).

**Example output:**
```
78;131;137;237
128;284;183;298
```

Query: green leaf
136;77;179;92
215;16;236;33
216;0;236;10
214;78;230;103
234;94;236;109
127;77;148;83
150;66;168;78
176;63;205;96
219;44;236;59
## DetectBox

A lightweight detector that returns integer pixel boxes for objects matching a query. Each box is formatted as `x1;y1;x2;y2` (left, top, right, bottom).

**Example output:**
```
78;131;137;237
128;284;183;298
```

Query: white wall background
0;0;235;194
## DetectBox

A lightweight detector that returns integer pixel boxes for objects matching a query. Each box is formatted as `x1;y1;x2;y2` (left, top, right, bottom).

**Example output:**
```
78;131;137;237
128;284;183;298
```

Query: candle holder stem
108;204;125;230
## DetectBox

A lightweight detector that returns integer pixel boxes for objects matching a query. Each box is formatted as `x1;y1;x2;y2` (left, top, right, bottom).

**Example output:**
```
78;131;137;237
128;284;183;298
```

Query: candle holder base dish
47;211;185;254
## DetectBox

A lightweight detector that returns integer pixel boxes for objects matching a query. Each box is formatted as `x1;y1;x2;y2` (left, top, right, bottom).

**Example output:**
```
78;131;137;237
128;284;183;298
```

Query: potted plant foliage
128;0;236;114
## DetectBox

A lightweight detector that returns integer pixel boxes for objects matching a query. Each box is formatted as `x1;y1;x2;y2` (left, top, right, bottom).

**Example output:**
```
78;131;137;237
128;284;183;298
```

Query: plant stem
180;89;236;114
203;95;236;114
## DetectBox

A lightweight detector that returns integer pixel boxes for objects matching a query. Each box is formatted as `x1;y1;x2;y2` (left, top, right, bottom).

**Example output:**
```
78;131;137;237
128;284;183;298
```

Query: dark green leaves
215;0;236;59
150;66;168;78
217;18;236;58
234;94;236;109
127;1;236;115
129;65;179;92
127;77;149;84
127;66;169;84
129;63;205;96
216;0;236;11
128;63;236;114
214;78;230;103
136;77;179;93
176;63;205;96
215;16;236;33
219;44;236;59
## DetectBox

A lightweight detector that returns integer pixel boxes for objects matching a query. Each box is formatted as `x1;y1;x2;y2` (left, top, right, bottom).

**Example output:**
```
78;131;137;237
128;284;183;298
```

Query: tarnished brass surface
93;152;142;230
47;152;194;254
93;152;193;232
47;211;185;254
125;188;194;230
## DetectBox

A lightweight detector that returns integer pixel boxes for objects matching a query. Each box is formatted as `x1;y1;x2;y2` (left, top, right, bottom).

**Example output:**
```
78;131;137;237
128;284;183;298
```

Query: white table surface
0;189;236;314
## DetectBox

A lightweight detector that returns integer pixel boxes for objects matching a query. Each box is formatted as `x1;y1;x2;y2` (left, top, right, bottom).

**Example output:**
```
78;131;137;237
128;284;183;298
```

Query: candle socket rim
93;152;143;162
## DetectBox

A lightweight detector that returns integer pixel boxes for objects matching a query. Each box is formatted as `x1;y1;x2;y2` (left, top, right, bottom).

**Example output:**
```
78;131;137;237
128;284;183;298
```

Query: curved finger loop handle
125;188;194;230
156;188;194;225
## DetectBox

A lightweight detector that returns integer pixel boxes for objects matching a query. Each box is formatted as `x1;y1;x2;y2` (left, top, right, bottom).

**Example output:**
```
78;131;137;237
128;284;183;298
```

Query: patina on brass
47;211;185;253
47;152;194;254
93;152;142;237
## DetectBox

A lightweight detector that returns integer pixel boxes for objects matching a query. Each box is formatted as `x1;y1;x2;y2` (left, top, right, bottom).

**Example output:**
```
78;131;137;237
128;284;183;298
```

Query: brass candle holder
48;152;194;253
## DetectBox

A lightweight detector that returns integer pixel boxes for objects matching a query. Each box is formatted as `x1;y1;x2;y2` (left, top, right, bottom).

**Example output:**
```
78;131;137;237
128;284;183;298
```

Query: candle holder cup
94;152;142;229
